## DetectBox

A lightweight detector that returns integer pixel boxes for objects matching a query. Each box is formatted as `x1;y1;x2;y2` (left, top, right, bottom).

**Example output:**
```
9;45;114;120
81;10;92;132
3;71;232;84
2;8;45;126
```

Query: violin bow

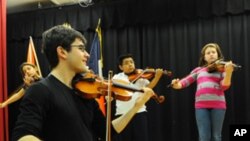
106;71;113;141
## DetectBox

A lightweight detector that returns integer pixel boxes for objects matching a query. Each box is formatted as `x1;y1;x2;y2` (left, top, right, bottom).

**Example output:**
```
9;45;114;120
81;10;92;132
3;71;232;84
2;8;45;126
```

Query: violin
72;72;165;103
72;72;143;101
127;68;170;104
206;59;241;73
128;68;172;82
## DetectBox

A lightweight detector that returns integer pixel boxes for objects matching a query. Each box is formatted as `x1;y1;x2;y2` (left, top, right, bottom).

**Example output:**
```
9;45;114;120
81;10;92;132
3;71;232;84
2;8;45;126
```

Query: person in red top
0;62;41;108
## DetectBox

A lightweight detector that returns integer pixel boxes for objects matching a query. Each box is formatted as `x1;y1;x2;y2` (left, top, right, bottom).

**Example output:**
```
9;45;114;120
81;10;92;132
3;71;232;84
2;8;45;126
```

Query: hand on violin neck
223;61;234;73
154;68;163;78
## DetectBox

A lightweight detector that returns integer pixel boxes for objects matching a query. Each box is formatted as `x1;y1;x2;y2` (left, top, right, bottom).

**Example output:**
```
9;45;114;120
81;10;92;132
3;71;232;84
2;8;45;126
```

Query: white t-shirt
112;72;150;115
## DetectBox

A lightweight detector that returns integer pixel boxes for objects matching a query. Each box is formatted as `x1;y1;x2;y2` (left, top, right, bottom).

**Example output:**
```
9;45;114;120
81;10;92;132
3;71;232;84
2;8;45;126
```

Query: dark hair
19;62;36;78
117;53;134;66
41;25;87;69
198;43;224;66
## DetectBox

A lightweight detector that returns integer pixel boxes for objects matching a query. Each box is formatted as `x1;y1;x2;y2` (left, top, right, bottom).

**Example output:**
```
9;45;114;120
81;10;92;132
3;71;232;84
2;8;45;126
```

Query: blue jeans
195;109;226;141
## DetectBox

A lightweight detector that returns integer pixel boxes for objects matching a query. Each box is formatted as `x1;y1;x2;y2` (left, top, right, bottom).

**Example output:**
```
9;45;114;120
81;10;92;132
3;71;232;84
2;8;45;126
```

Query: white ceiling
7;0;92;14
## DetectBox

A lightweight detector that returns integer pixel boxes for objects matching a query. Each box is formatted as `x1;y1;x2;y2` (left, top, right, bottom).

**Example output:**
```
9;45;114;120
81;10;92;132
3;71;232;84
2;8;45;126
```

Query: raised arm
112;87;154;133
0;73;40;108
0;88;25;108
147;68;163;88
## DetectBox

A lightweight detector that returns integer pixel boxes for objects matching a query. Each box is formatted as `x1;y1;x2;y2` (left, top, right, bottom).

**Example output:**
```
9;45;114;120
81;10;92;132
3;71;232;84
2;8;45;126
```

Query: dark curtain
7;0;250;141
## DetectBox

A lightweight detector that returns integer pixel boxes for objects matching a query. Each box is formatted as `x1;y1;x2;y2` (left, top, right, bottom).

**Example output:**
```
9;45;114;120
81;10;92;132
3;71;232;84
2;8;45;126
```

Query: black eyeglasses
71;45;86;51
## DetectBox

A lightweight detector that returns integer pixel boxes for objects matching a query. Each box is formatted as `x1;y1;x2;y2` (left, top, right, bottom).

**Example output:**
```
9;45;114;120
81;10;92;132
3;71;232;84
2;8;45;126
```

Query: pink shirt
180;67;230;109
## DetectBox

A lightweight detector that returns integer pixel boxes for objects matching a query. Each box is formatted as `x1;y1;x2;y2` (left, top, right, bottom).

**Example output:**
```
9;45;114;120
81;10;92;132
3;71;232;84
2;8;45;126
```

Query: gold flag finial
62;22;72;29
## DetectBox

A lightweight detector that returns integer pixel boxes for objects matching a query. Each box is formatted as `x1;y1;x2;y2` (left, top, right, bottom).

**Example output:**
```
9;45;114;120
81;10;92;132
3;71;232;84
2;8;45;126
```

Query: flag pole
96;18;103;78
29;36;42;77
96;18;101;31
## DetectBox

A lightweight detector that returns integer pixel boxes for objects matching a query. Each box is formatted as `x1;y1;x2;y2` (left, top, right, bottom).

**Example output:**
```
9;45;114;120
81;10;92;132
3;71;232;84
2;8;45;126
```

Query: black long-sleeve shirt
12;75;106;141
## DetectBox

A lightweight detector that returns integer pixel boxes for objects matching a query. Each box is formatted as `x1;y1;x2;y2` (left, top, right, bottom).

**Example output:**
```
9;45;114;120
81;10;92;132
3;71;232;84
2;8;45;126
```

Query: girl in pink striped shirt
171;43;234;141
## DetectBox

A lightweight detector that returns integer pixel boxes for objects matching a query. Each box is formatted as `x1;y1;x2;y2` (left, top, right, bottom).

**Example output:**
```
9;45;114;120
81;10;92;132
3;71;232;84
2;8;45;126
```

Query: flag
88;19;106;115
27;36;42;77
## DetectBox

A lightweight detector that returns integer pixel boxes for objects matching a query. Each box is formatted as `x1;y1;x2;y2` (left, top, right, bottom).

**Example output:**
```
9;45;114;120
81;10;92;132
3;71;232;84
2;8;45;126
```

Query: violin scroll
152;95;165;103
